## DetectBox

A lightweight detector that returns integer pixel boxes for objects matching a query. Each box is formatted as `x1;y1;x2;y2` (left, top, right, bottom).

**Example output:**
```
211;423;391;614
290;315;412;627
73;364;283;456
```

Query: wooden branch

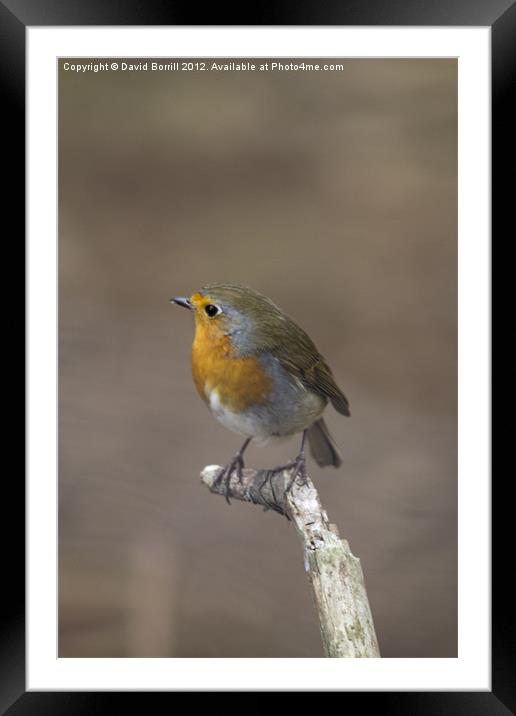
201;464;381;658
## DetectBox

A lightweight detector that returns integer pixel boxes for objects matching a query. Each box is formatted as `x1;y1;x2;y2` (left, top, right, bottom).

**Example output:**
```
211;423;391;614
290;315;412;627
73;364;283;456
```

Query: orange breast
191;323;272;412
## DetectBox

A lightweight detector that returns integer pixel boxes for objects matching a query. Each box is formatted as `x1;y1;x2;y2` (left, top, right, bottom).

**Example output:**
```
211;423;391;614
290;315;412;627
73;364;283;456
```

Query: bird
171;283;350;502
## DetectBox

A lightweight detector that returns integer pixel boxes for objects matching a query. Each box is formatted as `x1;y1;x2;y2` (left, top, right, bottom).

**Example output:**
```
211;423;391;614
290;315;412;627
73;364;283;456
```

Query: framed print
8;0;507;710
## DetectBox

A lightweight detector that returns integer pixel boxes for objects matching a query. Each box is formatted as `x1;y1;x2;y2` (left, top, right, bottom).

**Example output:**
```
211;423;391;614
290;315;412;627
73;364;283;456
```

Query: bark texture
201;464;381;658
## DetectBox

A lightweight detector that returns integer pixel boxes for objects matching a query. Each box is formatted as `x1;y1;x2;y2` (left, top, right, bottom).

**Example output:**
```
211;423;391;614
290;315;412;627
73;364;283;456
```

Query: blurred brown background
58;58;457;658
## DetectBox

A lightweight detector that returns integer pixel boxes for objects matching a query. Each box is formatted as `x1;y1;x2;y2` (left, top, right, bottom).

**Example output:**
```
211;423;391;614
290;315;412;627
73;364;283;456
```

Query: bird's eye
204;304;220;318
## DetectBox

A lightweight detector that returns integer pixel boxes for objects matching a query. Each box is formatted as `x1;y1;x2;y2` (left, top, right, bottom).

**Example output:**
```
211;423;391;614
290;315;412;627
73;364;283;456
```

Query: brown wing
262;316;351;417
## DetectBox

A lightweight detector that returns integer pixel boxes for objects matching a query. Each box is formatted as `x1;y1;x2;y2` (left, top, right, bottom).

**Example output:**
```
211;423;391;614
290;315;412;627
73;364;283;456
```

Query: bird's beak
171;296;192;309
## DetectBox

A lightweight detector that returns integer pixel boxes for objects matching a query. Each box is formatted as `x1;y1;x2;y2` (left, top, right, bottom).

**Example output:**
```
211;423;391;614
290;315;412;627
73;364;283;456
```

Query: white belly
206;384;325;442
207;388;271;439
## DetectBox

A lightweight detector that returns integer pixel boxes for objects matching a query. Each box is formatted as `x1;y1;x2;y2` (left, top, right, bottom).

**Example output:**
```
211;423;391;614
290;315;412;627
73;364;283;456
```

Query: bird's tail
307;417;342;468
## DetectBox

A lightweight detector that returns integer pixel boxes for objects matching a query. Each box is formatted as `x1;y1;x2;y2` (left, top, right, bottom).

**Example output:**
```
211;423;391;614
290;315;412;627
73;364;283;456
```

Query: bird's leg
265;429;309;496
285;429;309;493
214;437;252;504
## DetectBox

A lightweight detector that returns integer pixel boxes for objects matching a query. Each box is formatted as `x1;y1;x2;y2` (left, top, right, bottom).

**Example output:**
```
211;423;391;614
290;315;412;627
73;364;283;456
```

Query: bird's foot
213;453;245;505
266;452;308;495
284;452;308;493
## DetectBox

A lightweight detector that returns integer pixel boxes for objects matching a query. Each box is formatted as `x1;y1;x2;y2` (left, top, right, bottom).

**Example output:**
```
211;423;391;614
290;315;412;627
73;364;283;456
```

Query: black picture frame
9;0;505;711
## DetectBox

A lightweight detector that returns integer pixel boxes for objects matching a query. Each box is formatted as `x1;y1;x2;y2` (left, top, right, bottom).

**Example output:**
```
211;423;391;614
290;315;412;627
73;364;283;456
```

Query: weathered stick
201;464;381;658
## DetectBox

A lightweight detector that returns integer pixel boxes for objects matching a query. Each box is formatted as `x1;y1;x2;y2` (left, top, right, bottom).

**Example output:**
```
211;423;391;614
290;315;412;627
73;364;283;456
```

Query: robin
171;283;350;502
